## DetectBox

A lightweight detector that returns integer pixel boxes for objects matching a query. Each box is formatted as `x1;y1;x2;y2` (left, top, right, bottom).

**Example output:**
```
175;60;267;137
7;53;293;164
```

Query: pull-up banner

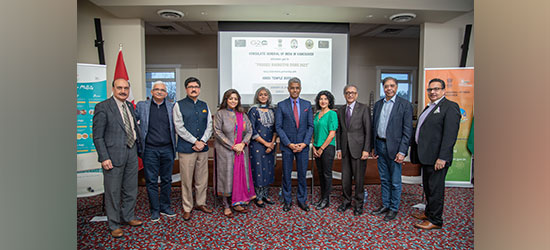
77;63;107;197
424;68;474;187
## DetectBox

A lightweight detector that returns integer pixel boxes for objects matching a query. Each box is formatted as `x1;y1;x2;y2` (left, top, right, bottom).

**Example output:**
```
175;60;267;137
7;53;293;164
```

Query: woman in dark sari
247;87;277;207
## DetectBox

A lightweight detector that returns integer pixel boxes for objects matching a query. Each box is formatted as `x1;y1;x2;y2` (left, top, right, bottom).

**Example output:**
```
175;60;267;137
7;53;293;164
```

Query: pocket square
304;108;308;112
434;107;441;114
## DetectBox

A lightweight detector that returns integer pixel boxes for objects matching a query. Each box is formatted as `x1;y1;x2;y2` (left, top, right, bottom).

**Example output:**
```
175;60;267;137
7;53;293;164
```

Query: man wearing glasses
136;81;177;222
173;77;214;220
410;78;460;230
336;84;372;216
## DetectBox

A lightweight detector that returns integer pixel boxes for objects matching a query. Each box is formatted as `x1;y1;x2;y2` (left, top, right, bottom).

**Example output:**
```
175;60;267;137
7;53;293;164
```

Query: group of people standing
93;75;460;238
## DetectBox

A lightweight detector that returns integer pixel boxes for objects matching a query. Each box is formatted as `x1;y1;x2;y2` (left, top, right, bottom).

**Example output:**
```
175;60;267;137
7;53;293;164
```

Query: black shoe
297;202;310;212
316;199;330;210
283;203;292;212
353;207;363;216
383;210;398;221
371;206;389;215
313;199;322;207
337;203;351;213
263;197;275;205
254;199;265;208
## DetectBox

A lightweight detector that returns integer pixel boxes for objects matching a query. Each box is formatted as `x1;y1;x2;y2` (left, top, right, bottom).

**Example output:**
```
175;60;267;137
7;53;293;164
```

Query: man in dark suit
93;78;143;238
410;78;461;230
135;81;177;222
336;84;372;216
371;77;413;221
275;77;314;212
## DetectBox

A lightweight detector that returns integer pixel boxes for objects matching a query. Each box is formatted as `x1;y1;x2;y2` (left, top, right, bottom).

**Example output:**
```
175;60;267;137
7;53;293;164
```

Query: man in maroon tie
275;77;314;212
336;84;372;216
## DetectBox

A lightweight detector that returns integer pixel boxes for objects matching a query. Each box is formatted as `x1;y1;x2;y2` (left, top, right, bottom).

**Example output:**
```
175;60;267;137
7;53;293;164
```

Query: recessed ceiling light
157;9;184;19
201;11;207;16
366;15;373;18
389;13;416;23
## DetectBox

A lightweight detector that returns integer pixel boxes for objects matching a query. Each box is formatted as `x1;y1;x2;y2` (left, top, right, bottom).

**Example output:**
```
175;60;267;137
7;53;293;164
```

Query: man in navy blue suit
275;77;314;212
371;77;413;221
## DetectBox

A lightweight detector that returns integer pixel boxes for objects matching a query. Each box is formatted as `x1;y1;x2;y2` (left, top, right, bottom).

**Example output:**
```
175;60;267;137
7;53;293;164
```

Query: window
145;68;178;103
376;67;416;103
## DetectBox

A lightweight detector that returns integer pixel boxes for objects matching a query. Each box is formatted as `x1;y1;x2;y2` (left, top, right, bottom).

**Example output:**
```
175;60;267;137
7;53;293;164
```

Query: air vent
157;9;184;19
381;28;403;34
389;13;416;23
156;25;177;32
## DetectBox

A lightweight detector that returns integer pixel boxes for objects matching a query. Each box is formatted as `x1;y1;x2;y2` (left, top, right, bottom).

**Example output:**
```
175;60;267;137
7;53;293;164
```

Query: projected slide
231;37;332;96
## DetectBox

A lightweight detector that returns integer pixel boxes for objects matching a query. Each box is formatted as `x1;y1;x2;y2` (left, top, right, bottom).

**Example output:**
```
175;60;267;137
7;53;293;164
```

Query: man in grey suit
371;77;413;221
336;84;372;216
93;78;143;238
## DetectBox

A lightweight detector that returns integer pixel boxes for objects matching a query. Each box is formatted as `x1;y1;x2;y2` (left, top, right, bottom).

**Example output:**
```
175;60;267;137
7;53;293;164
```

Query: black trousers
314;145;335;201
422;164;449;226
341;146;367;208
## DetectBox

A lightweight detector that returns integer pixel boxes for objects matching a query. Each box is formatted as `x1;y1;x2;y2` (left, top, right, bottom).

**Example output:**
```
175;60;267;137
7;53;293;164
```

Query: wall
418;11;474;110
77;0;146;100
146;34;419;107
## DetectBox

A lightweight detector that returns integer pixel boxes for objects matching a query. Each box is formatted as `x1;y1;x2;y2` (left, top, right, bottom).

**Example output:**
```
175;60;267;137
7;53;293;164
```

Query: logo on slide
305;39;314;49
235;40;246;47
291;39;298;49
318;40;329;48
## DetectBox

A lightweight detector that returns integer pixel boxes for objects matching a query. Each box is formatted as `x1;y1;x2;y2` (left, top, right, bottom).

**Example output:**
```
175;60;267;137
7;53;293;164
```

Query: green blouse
313;110;338;147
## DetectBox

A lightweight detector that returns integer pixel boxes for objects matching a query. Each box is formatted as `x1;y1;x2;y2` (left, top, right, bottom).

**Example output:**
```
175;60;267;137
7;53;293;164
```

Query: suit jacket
135;99;176;155
372;96;413;157
336;101;372;159
93;97;142;166
275;97;314;153
411;97;461;167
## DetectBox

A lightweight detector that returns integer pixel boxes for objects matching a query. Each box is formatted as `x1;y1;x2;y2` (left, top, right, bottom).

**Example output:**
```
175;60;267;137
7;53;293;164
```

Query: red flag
114;48;142;170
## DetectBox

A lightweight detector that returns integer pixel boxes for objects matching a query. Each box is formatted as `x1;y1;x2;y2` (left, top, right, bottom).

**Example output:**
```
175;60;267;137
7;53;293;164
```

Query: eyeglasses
427;87;444;92
187;86;200;89
152;88;167;92
345;91;357;96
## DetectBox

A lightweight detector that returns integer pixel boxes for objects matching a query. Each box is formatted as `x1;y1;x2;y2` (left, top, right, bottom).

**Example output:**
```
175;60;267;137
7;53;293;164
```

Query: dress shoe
411;212;428;220
414;220;442;230
196;205;213;214
110;228;123;238
263;197;275;205
283;203;292;212
337;203;351;213
353;207;363;216
254;199;265;208
371;206;389;215
383;211;398;221
183;212;191;221
127;220;143;227
315;199;330;210
297;202;310;212
160;209;177;217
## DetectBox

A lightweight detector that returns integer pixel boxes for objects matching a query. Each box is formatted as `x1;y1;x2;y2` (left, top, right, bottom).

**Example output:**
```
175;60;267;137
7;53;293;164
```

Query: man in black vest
410;78;460;230
173;77;213;220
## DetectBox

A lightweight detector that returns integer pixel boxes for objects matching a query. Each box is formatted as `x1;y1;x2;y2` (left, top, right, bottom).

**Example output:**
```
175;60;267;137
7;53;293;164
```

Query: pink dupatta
231;111;256;205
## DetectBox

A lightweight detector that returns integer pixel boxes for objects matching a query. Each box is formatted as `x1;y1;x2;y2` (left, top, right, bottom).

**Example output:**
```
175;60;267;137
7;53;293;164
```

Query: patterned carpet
77;185;474;249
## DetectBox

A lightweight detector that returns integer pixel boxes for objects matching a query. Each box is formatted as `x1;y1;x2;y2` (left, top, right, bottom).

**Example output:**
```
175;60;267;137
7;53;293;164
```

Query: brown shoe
110;228;123;238
233;205;249;213
414;220;442;230
223;208;234;218
411;212;428;220
183;212;191;221
196;205;213;214
127;220;143;227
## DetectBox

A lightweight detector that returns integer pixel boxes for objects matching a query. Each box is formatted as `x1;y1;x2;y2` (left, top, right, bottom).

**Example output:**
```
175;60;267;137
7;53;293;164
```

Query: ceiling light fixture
157;9;184;19
389;13;416;23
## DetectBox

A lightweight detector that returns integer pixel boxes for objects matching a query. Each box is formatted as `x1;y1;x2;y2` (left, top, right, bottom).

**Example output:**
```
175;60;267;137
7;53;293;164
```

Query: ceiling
89;0;473;38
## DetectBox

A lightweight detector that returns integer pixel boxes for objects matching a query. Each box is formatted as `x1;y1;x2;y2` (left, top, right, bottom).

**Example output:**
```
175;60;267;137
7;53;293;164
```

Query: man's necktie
345;105;351;127
122;103;135;148
293;100;299;128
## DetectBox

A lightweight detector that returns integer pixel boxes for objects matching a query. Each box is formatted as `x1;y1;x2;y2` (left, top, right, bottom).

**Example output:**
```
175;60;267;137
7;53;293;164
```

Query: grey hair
253;87;272;106
152;80;166;89
343;84;358;94
287;77;301;87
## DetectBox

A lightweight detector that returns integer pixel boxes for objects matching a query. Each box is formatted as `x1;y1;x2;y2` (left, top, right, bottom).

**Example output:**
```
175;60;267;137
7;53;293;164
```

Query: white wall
77;0;146;100
418;11;474;110
146;34;419;107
